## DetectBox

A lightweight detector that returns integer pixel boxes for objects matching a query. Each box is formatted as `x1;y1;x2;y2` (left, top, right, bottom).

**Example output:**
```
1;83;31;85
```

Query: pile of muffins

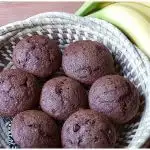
0;35;140;148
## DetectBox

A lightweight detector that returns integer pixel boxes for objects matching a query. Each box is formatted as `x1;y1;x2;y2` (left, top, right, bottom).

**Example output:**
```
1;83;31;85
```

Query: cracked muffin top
40;76;88;121
61;109;117;148
0;69;40;117
13;35;62;78
62;40;115;85
89;75;140;124
11;110;61;148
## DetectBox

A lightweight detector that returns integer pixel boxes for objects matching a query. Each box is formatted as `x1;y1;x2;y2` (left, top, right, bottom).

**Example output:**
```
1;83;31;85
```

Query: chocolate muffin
11;110;60;148
89;75;140;124
13;35;61;78
61;109;117;148
0;69;39;117
62;40;115;85
40;76;88;121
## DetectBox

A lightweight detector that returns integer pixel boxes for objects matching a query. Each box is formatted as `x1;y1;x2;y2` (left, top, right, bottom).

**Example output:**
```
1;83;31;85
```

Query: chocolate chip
94;136;99;142
77;136;82;146
91;120;95;125
73;124;80;132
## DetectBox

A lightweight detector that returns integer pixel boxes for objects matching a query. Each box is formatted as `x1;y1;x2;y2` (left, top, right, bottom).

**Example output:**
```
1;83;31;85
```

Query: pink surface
0;2;83;26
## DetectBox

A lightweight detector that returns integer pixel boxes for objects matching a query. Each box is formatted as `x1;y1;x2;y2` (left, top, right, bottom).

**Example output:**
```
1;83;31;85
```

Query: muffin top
40;76;88;121
0;69;39;117
89;75;140;124
11;110;61;148
61;109;117;148
62;40;115;85
13;35;61;78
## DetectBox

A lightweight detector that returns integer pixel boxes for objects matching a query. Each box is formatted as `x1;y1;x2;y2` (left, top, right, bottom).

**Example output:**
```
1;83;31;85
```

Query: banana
75;1;114;16
139;2;150;8
89;3;150;58
98;2;115;9
75;1;100;16
118;2;150;21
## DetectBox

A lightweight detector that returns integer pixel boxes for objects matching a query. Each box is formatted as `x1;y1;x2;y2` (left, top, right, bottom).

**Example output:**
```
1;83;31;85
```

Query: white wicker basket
0;12;150;148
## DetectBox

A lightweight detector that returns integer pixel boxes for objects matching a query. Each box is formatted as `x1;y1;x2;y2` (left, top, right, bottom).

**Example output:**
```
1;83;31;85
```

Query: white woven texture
0;12;150;148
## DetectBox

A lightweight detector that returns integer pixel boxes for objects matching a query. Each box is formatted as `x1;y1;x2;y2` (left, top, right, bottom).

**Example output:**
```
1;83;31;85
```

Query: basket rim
0;12;150;148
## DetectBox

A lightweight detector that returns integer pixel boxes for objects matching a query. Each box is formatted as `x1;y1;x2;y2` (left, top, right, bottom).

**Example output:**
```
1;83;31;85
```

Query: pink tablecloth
0;2;83;26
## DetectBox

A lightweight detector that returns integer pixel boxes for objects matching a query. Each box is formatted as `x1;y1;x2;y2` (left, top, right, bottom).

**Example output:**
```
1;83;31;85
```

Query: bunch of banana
75;2;150;58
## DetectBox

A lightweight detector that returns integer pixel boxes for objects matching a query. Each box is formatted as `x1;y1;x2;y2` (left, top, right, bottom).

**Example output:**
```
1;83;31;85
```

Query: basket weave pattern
0;12;150;148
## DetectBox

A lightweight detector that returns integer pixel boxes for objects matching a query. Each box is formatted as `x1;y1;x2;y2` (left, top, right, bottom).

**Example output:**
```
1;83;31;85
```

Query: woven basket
0;12;150;148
